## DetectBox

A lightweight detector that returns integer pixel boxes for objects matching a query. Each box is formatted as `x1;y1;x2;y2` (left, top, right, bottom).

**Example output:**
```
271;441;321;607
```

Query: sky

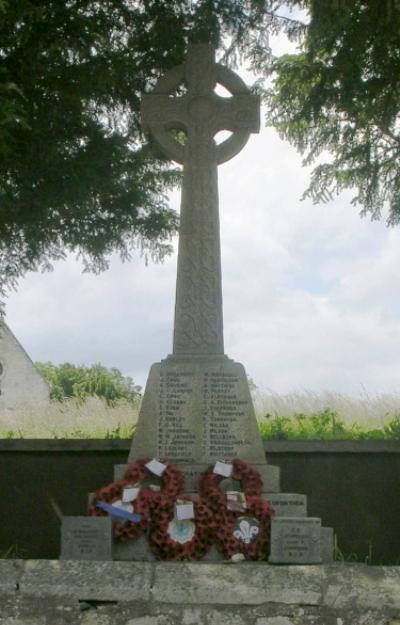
4;34;400;396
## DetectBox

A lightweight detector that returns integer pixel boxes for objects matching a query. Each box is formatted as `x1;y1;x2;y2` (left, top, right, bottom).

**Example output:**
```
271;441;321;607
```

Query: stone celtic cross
142;44;260;356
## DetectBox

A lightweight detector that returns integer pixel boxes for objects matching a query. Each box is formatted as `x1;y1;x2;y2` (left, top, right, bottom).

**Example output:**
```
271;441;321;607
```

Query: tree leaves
265;0;400;224
2;0;399;308
35;361;142;405
0;0;281;306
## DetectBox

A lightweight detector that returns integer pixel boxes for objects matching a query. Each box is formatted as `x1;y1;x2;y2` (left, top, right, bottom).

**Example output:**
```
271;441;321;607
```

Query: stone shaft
173;130;223;354
141;43;259;356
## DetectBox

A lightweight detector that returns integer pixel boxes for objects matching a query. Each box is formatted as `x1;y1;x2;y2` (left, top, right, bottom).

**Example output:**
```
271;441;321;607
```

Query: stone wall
0;440;399;563
0;560;399;625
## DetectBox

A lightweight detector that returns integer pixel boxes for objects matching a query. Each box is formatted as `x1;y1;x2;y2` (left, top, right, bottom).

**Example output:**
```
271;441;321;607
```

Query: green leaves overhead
1;0;399;307
265;1;400;224
0;0;283;304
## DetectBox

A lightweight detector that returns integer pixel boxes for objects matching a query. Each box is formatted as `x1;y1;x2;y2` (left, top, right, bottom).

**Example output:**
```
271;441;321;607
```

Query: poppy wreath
87;477;155;542
213;496;275;560
88;459;185;542
198;459;263;510
149;496;216;561
123;457;185;500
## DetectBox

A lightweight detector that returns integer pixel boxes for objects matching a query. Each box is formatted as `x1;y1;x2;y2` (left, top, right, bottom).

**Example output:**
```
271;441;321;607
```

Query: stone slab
17;560;153;601
0;559;23;594
269;517;322;564
321;526;334;563
113;533;156;562
128;358;266;466
200;544;224;562
60;516;112;561
152;562;323;605
264;493;306;517
1;561;400;622
114;463;128;481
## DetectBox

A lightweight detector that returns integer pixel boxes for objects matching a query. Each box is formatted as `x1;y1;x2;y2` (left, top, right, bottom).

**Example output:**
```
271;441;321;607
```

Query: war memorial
1;43;399;625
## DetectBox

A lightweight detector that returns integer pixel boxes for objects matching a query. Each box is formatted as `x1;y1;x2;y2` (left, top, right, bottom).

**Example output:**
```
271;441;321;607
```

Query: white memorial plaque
122;486;140;503
145;458;167;476
213;461;233;478
175;502;195;521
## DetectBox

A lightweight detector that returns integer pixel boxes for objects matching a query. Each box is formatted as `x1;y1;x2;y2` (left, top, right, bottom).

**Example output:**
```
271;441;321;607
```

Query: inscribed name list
157;366;254;463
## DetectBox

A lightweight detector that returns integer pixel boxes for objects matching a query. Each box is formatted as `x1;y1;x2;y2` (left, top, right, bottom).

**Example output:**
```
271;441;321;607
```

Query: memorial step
113;532;156;562
60;515;334;564
264;493;307;517
113;462;280;493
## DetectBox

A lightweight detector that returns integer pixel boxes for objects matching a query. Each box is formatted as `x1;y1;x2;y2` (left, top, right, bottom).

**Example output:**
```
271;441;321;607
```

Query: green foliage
51;423;136;439
265;1;400;225
0;0;282;306
2;0;398;306
383;414;400;439
258;408;400;440
35;361;141;406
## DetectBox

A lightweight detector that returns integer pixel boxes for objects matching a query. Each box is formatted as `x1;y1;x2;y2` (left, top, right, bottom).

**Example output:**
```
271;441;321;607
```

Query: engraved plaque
129;358;266;466
269;517;322;564
60;516;112;561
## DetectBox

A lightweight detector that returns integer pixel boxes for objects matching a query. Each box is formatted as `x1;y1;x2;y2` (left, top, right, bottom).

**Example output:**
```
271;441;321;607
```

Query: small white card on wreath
145;459;167;476
112;499;134;513
226;491;246;512
175;502;195;521
122;486;140;503
213;461;233;478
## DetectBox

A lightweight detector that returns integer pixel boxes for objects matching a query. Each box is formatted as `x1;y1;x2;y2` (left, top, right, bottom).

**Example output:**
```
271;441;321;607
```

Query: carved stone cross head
141;43;260;164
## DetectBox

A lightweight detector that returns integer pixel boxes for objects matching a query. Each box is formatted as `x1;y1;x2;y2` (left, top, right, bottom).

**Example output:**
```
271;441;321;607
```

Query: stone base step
112;525;333;564
60;514;334;564
5;559;397;625
265;492;307;517
113;462;281;493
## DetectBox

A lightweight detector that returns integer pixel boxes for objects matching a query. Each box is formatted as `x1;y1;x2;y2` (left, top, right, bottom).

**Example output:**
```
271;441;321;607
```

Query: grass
254;388;400;440
1;390;400;440
258;408;400;440
253;387;400;425
0;395;138;439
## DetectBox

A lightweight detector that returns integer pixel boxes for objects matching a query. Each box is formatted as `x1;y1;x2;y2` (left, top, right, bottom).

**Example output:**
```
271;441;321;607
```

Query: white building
0;318;50;413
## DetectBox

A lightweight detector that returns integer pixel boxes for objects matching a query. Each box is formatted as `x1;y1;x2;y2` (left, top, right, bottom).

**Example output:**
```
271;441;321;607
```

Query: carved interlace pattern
141;44;260;355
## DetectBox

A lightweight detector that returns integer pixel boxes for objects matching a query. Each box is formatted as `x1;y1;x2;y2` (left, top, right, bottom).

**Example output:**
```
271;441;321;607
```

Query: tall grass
253;388;400;427
253;388;400;440
1;389;400;439
0;396;138;438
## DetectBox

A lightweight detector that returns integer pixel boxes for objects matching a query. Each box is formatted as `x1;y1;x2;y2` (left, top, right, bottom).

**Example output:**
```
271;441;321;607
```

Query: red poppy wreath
87;477;154;542
88;458;185;543
213;495;275;560
198;459;264;510
149;496;215;561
